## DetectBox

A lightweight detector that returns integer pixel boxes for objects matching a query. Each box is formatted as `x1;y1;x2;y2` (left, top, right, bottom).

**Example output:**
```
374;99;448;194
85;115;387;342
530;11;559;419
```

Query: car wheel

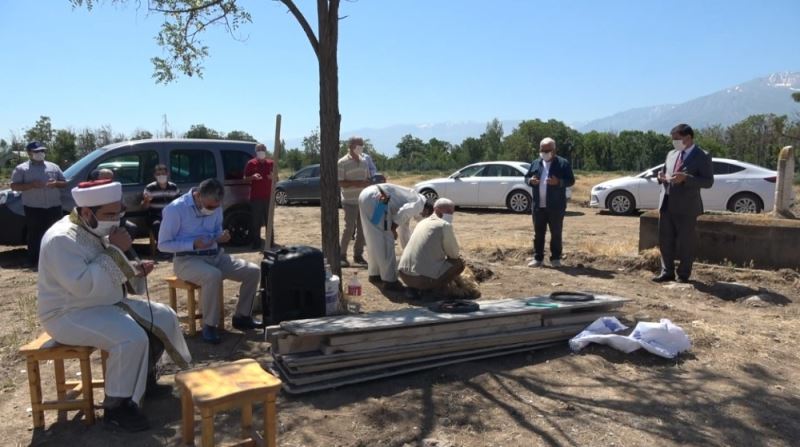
275;189;289;206
223;208;252;246
420;189;438;202
506;190;531;213
727;192;763;213
606;190;636;215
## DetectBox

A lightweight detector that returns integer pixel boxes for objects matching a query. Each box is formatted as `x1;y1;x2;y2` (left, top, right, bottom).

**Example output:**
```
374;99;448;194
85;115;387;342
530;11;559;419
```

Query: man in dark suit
653;123;714;283
524;137;575;268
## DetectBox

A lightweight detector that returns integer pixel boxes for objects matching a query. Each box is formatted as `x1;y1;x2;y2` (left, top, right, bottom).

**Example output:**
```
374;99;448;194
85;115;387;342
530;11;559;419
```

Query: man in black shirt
141;165;181;257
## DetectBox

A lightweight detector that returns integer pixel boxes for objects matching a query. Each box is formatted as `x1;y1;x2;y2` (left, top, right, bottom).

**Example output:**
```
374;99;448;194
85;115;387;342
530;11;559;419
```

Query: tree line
3;114;799;175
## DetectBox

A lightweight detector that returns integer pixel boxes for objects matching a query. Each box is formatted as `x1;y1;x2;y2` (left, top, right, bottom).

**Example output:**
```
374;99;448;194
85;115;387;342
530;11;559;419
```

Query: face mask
256;151;267;160
84;211;119;237
199;206;216;216
672;139;686;151
353;145;363;156
442;213;454;224
540;151;553;162
156;175;168;184
31;152;46;161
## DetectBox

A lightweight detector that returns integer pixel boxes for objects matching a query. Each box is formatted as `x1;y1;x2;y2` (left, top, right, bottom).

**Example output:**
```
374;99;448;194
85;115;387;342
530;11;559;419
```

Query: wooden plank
279;295;626;337
543;311;622;327
274;342;560;394
269;332;325;355
327;312;543;346
282;324;585;370
278;340;561;386
323;319;541;354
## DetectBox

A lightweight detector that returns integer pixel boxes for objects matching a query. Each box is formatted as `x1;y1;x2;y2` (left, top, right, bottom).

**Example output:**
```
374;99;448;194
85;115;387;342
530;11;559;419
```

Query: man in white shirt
398;198;465;300
358;183;429;290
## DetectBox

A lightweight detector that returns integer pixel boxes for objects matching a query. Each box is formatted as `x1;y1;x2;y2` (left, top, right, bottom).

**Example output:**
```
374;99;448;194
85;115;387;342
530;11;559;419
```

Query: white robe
38;214;191;406
358;184;425;282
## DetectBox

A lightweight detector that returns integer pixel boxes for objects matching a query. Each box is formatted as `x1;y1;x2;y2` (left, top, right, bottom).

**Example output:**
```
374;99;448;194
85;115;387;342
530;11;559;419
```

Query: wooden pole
266;114;282;248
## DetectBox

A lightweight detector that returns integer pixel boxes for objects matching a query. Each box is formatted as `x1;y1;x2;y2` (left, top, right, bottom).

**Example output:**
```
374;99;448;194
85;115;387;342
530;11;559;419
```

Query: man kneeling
38;180;191;432
398;198;465;300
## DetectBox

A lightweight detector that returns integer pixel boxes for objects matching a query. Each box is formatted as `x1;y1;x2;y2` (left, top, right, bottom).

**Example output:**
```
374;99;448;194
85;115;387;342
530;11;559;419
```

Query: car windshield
63;148;105;181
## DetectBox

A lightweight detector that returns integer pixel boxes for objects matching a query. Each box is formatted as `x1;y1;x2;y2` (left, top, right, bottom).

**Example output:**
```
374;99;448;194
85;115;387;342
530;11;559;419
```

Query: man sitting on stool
398;198;465;300
158;178;262;344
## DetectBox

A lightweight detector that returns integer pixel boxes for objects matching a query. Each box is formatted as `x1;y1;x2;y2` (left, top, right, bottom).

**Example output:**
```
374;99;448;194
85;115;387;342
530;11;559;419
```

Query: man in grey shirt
10;141;67;267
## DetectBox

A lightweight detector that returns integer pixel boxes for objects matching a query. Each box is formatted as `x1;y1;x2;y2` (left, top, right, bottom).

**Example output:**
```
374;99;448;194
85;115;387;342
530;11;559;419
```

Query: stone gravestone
772;145;795;218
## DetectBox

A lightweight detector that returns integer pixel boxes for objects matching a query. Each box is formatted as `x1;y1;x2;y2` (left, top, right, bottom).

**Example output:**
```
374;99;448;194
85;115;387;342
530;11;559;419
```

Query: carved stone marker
772;145;795;218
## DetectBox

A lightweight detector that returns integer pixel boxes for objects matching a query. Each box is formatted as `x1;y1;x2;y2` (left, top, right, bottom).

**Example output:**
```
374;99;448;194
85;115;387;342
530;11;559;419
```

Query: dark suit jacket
657;145;714;216
524;155;575;212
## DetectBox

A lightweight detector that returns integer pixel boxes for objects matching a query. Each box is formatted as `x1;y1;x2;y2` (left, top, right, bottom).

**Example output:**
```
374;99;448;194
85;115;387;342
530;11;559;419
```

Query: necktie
673;150;685;173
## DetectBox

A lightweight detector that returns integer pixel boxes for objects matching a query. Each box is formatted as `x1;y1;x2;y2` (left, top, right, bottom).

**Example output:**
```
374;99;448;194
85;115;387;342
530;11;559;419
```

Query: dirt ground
1;174;799;447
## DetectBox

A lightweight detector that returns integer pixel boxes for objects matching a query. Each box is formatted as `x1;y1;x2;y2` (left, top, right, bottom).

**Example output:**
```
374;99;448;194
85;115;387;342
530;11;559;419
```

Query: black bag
260;245;326;324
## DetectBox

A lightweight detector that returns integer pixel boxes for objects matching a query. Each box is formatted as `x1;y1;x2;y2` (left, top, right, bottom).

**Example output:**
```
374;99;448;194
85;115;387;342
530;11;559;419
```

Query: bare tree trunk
317;0;342;276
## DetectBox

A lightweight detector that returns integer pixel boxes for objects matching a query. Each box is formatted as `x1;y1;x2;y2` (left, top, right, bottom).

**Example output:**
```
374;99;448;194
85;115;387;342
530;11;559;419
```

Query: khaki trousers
399;258;466;290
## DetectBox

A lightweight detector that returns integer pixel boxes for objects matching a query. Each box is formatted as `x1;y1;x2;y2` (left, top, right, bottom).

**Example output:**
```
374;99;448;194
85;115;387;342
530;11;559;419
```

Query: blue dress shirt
157;188;223;253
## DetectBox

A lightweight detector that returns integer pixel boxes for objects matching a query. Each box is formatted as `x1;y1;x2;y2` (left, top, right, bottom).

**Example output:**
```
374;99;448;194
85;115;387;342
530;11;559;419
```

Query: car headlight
592;186;608;192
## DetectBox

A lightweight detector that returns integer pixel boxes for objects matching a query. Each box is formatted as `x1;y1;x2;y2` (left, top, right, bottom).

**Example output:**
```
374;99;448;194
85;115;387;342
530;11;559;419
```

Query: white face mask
441;213;454;224
31;152;46;162
199;206;216;216
672;139;686;151
256;151;267;160
84;211;119;238
540;151;554;162
353;145;363;156
156;175;168;184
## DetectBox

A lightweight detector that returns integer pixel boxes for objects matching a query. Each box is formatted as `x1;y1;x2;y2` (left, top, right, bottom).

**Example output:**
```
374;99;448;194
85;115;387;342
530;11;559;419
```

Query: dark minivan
0;139;258;246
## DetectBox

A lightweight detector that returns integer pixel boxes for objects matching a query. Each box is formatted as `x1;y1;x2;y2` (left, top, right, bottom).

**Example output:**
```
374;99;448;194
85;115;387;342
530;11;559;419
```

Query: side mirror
452;173;462;180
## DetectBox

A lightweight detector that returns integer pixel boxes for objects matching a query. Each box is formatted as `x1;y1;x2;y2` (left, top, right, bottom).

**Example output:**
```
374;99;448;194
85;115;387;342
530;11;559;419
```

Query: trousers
532;207;565;261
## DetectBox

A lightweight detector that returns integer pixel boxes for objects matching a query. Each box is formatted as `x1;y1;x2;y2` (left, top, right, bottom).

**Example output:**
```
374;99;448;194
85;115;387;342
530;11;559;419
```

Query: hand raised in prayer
528;176;540;186
193;236;214;250
657;171;667;184
671;172;687;184
136;260;155;277
216;230;231;244
252;173;263;181
546;176;560;186
31;180;47;189
108;227;132;252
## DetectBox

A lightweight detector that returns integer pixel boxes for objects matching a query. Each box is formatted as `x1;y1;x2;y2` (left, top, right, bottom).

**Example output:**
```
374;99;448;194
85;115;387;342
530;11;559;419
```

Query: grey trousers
173;250;260;327
340;203;365;258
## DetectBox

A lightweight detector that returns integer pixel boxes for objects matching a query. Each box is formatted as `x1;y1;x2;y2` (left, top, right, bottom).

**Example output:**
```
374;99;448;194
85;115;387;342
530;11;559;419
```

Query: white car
414;161;571;213
590;158;777;215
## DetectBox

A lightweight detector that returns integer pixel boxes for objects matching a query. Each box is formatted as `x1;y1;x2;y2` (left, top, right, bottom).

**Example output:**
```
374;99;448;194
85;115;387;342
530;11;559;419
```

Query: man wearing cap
158;178;262;344
358;183;430;291
10;141;67;267
37;179;192;432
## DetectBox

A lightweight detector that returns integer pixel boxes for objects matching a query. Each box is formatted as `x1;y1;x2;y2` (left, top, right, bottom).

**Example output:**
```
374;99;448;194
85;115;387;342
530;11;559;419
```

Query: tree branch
279;0;319;58
148;0;226;15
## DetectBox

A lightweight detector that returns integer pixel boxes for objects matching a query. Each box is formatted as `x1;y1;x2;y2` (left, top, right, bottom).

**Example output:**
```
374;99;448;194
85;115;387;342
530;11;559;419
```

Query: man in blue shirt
158;178;262;344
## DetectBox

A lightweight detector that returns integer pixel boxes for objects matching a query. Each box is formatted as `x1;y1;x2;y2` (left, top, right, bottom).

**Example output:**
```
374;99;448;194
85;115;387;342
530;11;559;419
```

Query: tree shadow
597;210;646;217
692;281;793;305
0;247;29;269
557;263;616;280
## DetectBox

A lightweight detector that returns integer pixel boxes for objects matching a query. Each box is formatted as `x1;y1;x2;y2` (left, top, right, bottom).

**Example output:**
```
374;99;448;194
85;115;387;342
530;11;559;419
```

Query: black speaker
260;245;326;324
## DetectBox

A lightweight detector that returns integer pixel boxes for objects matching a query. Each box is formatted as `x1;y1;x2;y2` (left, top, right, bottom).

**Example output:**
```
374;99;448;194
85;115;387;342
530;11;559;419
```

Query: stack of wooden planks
267;295;626;393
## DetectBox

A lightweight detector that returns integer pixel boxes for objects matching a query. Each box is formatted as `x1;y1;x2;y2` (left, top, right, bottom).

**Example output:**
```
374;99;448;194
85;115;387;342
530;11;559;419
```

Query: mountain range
285;71;800;155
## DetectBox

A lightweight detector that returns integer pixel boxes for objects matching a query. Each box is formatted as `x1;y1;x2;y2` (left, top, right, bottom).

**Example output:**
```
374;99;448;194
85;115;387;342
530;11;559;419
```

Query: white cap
71;180;122;207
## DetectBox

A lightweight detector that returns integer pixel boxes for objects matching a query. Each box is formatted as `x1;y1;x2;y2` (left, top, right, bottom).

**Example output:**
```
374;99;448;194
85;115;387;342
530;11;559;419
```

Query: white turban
71;180;122;207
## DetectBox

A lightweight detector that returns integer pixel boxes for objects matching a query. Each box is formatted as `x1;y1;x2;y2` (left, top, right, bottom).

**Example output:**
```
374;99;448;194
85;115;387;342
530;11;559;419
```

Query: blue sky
1;0;798;150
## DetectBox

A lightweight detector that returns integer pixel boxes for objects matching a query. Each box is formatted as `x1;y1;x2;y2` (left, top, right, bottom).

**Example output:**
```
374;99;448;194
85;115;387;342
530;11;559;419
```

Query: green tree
51;129;78;167
302;129;321;165
130;129;154;140
24;116;54;146
72;0;348;273
226;130;257;142
481;119;504;160
185;124;222;139
76;128;97;156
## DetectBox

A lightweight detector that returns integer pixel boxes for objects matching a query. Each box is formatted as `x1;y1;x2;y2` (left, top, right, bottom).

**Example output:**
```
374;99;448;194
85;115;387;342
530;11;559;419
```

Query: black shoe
651;273;676;283
405;287;421;300
353;255;368;265
676;276;690;283
368;275;382;284
340;259;351;268
201;325;222;344
382;281;404;291
232;315;264;331
104;399;150;432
